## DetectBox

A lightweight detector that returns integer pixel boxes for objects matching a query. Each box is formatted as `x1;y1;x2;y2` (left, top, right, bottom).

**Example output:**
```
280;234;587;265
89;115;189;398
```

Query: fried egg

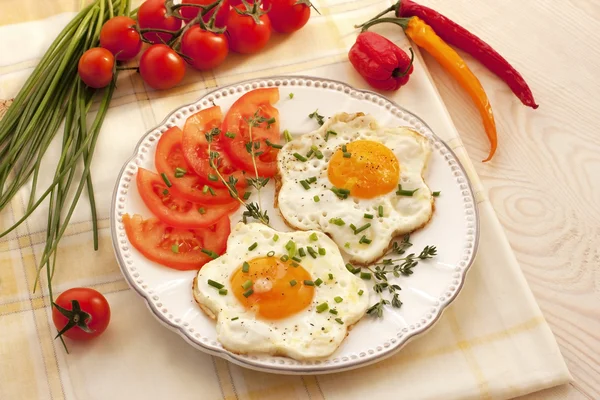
193;222;369;360
276;112;433;265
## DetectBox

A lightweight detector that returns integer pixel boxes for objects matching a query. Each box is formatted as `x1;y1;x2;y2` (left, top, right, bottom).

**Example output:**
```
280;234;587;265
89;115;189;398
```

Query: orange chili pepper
358;16;498;162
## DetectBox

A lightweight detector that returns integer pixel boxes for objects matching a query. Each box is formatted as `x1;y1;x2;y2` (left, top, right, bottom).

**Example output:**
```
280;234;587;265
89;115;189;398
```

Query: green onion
346;263;358;274
202;185;209;194
364;213;374;219
378;205;384;217
161;173;172;187
208;174;218;182
273;234;279;242
300;180;310;190
307;246;318;258
198;207;205;214
231;317;239;321
358;290;364;296
316;302;329;313
280;255;289;262
359;236;372;245
360;272;372;280
303;280;315;286
307;176;317;183
290;280;297;286
329;217;345;226
267;250;275;257
283;129;293;142
309;233;318;241
289;93;294;99
292;256;302;263
331;187;350;199
162;189;169;196
242;280;253;290
242;262;250;273
291;262;300;268
306;149;314;158
171;244;179;253
285;240;297;258
266;140;283;149
325;130;337;141
243;289;254;298
328;273;334;280
341;144;347;152
293;152;307;162
208;280;224;289
225;131;235;139
201;249;219;259
335;318;344;325
319;247;326;255
329;309;338;315
396;184;419;196
208;187;216;196
298;247;306;257
243;191;251;200
313;195;320;202
433;191;441;197
314;278;323;286
219;288;228;295
343;152;351;158
248;242;258;251
353;223;371;235
334;296;343;303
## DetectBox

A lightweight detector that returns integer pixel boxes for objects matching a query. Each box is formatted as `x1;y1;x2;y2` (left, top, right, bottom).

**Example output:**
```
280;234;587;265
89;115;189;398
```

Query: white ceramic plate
110;76;479;374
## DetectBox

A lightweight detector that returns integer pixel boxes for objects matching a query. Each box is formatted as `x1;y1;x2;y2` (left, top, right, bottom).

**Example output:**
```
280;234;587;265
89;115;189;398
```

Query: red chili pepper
363;0;538;109
348;31;415;91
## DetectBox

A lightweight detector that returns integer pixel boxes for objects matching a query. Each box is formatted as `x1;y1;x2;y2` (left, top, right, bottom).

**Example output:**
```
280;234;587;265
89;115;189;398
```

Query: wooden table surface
419;0;599;399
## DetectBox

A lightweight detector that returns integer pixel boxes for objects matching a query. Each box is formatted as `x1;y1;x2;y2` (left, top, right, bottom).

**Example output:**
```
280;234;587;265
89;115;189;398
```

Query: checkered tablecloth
0;1;572;399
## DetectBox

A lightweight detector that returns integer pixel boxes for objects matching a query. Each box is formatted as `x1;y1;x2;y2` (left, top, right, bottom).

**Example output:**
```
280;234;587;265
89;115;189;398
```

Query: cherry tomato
137;0;182;44
123;213;230;270
52;288;110;341
221;88;281;176
180;0;229;27
180;26;229;71
263;0;311;33
99;16;142;60
139;44;186;90
155;126;238;204
227;3;272;54
136;167;240;229
78;47;114;89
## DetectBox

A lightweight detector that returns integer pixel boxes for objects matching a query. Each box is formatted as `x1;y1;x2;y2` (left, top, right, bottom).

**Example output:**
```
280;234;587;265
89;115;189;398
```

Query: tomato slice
123;213;230;270
221;88;281;177
136;167;240;229
155;126;237;204
182;106;248;189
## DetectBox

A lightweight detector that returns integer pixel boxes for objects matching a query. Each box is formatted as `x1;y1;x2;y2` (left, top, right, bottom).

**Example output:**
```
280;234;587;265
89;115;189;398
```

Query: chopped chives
315;151;324;159
358;289;364;296
162;189;169;195
267;251;275;257
219;288;228;295
202;185;209;194
303;280;315;286
325;130;337;141
283;129;293;142
273;234;279;242
290;280;297;286
346;263;358;274
341;144;347;152
396;184;419;196
293;152;307;162
378;205;384;217
231;317;239;321
307;246;317;258
248;242;258;251
306;149;314;158
363;213;374;219
319;247;326;255
292;256;302;262
334;296;343;303
225;131;235;139
313;195;320;202
360;272;372;280
198;207;205;214
307;176;317;183
298;248;306;257
208;187;216;196
329;217;345;226
335;318;344;325
291;262;300;268
161;173;172;187
359;236;372;245
280;255;289;262
331;187;350;199
242;262;250;273
314;278;323;286
171;244;179;253
208;174;218;182
289;93;294;99
343;152;351;158
174;171;185;178
242;280;253;290
175;167;186;175
243;289;254;298
285;240;297;257
328;273;334;280
309;233;318;241
266;140;283;149
353;223;371;235
329;308;338;315
243;191;251;200
300;180;310;190
350;223;357;232
433;191;441;197
201;248;219;259
316;302;328;313
208;279;224;289
344;242;350;248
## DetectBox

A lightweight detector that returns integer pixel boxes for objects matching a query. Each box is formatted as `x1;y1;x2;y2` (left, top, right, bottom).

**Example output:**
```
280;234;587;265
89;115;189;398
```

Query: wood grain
418;0;600;398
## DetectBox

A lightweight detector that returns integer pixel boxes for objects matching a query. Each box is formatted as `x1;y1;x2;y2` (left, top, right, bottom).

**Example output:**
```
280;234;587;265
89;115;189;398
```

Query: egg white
193;222;370;360
276;112;434;265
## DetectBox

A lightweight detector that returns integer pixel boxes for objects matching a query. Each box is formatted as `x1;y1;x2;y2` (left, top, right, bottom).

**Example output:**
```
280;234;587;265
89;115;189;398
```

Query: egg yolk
230;256;315;320
327;140;399;199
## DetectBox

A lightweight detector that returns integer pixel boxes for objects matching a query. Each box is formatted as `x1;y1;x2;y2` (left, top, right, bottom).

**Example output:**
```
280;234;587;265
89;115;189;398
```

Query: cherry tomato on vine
99;16;142;60
139;44;186;90
78;47;114;89
227;1;272;54
181;26;229;71
262;0;311;33
180;0;229;27
137;0;182;44
52;288;111;341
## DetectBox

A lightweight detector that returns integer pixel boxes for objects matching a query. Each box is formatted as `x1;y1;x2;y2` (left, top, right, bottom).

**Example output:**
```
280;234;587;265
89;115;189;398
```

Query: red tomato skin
155;126;236;204
221;88;280;176
99;16;142;60
78;48;114;89
136;167;240;228
137;0;182;44
263;0;310;33
123;213;230;270
52;288;110;341
139;44;186;90
180;0;229;27
180;26;229;71
227;5;272;54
